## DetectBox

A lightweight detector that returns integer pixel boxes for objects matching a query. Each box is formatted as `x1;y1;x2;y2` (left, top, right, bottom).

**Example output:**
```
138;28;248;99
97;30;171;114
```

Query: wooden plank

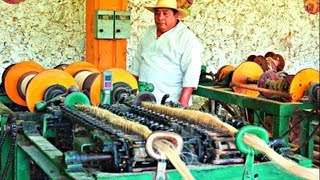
86;0;128;70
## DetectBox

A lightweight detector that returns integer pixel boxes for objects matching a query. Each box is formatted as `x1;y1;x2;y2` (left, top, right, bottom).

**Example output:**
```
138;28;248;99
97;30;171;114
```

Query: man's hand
178;87;194;108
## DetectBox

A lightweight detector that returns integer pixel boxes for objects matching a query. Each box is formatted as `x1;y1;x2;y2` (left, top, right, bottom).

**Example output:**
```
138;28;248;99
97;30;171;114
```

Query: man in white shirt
130;0;202;107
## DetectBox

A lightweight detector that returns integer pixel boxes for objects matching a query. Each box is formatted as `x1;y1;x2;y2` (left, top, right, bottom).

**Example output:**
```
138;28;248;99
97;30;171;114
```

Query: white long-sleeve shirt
130;22;202;105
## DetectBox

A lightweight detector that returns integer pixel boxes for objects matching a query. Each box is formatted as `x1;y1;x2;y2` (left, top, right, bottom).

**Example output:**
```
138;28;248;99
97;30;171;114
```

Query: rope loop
146;131;183;160
236;125;269;155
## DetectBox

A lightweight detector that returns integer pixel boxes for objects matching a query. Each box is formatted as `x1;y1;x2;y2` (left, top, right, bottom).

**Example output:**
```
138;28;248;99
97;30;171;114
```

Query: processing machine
0;0;319;178
0;60;319;180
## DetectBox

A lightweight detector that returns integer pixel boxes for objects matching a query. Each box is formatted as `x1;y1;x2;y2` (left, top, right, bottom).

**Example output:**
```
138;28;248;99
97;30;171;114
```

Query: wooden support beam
86;0;128;71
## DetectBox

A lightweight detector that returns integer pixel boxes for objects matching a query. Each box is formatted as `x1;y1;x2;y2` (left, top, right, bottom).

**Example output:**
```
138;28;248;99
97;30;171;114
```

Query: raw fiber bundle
141;102;319;180
76;104;194;180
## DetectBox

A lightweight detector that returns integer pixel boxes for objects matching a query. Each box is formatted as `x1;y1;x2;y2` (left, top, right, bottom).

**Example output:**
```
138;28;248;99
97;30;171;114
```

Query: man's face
154;8;178;34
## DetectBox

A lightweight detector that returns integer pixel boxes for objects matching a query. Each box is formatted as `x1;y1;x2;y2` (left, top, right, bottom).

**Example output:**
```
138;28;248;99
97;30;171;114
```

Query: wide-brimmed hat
145;0;188;18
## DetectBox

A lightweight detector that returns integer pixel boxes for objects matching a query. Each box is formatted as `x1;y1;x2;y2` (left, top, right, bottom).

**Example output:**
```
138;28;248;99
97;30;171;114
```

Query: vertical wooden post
86;0;128;71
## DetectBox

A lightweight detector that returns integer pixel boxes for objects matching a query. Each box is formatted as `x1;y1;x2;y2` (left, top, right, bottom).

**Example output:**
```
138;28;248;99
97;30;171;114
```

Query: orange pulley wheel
289;68;320;102
83;68;138;106
231;62;264;97
215;65;235;81
26;69;78;112
64;61;99;76
4;61;45;106
64;61;100;91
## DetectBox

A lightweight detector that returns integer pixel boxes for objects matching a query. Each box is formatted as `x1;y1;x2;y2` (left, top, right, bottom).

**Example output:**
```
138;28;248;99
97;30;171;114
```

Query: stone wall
0;0;86;76
128;0;320;74
0;0;319;83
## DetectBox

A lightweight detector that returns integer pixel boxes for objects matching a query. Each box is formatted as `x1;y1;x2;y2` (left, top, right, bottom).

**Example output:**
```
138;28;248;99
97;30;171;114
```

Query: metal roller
25;69;78;112
289;68;320;102
230;61;264;97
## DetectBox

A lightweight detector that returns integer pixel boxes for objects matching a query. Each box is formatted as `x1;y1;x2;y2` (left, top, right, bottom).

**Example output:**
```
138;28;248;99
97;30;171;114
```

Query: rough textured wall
0;0;85;75
0;0;319;84
128;0;320;74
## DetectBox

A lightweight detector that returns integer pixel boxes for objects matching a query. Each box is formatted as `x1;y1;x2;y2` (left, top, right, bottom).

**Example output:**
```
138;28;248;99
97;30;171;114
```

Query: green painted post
272;116;289;142
16;146;30;180
300;111;316;159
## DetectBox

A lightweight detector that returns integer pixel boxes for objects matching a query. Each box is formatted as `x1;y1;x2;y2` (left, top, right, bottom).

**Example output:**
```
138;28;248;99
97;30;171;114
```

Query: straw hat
145;0;188;18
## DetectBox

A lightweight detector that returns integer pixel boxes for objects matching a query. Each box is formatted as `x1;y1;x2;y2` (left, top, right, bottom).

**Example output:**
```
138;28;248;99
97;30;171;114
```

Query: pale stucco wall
0;0;319;84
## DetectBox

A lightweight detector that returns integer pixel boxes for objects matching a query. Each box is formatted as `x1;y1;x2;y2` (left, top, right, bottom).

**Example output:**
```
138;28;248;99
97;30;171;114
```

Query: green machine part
0;113;305;180
64;92;91;110
194;84;318;160
0;97;312;180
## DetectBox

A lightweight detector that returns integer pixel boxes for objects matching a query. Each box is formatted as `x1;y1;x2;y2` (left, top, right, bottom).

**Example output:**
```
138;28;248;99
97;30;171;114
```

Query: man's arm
178;87;194;107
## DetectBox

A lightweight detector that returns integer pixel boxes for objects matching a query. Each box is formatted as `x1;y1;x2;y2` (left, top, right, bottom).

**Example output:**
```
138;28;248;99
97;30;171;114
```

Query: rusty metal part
250;52;285;72
272;54;285;71
277;71;289;78
264;52;276;58
215;65;235;82
253;55;268;72
257;70;281;98
306;83;320;103
230;82;291;99
231;62;263;97
246;55;256;62
146;131;183;160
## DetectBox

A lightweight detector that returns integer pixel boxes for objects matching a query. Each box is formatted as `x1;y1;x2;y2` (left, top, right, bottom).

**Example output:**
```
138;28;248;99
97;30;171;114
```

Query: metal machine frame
194;85;318;160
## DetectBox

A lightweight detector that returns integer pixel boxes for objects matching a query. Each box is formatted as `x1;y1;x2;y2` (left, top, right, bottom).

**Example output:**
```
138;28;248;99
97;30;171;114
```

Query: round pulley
83;68;138;106
253;55;268;72
64;61;99;77
303;83;320;103
43;85;67;102
132;92;157;106
257;70;280;98
264;52;276;58
277;71;289;78
289;68;320;102
246;55;256;62
64;61;99;91
264;52;285;72
4;61;45;106
1;63;15;87
112;82;133;103
231;61;264;97
64;92;91;110
215;65;235;81
272;54;285;71
26;69;78;112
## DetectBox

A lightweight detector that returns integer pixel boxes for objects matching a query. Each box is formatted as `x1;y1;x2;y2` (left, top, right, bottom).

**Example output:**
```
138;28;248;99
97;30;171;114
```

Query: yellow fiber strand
76;104;194;180
141;102;320;180
141;102;238;136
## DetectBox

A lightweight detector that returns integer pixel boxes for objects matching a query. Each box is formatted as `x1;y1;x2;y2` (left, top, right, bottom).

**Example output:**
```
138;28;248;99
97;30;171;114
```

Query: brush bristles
141;102;238;136
141;102;320;179
76;104;152;139
75;104;195;180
